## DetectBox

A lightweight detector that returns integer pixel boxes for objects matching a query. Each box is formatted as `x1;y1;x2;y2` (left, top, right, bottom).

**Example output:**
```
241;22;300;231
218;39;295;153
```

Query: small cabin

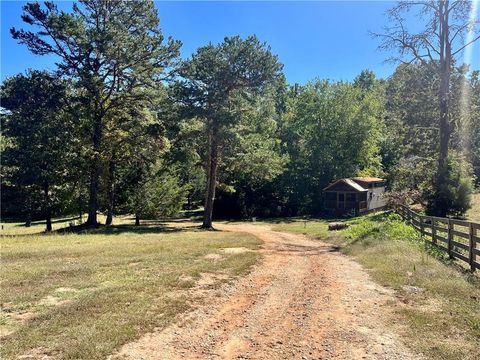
323;177;387;216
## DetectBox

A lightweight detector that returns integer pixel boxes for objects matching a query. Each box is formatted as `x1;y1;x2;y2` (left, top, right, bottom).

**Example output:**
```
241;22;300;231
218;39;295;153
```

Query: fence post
431;217;436;245
469;224;477;272
447;218;453;259
393;205;479;270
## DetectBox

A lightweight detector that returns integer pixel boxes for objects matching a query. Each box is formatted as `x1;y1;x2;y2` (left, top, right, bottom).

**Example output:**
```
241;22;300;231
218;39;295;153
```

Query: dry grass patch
0;221;260;360
466;192;480;223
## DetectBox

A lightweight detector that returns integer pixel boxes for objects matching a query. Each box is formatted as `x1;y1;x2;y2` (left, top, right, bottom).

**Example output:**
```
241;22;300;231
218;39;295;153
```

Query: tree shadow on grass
8;215;82;227
56;220;205;236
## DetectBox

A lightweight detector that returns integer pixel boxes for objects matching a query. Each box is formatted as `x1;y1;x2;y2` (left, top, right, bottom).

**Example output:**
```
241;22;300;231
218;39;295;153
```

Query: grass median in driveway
271;212;480;360
0;220;261;360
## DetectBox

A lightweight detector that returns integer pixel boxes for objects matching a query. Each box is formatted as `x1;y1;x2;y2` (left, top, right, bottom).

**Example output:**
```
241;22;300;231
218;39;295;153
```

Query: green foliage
385;62;478;215
11;1;180;94
160;93;207;209
384;62;475;165
279;79;383;213
10;0;180;224
353;69;377;92
212;73;386;218
426;153;474;217
178;35;283;113
222;90;288;182
466;71;480;184
389;156;436;199
2;5;478;224
126;165;190;220
0;71;76;227
345;212;420;245
177;35;285;226
385;63;440;160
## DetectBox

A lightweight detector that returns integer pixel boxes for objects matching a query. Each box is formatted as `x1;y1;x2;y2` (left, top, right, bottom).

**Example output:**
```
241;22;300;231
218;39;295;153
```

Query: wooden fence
395;205;480;272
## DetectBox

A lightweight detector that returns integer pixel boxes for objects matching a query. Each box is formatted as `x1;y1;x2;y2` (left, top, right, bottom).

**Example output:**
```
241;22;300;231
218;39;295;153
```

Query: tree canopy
2;1;479;229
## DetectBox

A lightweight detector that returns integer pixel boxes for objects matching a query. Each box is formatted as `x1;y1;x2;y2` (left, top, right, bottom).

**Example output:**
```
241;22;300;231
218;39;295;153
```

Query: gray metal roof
344;178;368;191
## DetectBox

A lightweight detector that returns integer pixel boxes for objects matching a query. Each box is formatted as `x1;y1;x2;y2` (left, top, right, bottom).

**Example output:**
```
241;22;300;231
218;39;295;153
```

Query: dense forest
1;0;479;230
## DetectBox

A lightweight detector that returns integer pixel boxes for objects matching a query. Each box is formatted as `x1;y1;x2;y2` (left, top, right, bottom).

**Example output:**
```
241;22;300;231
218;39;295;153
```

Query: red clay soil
110;224;422;360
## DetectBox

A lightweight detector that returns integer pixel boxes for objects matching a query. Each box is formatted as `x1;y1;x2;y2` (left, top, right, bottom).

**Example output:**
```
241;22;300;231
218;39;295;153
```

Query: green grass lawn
271;212;480;360
0;219;260;360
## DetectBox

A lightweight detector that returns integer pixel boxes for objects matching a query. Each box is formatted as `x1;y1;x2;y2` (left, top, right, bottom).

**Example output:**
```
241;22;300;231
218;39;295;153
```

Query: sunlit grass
0;219;261;359
466;192;480;223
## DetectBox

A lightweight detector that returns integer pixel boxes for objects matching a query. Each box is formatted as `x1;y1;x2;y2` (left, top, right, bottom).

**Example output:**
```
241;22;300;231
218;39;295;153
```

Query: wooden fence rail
395;205;480;272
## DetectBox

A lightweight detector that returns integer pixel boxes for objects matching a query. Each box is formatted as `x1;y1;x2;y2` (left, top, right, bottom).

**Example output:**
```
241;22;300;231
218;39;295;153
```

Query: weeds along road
111;223;421;360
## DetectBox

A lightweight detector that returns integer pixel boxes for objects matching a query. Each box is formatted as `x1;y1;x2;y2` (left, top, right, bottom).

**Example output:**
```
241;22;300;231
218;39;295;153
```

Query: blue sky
1;1;479;84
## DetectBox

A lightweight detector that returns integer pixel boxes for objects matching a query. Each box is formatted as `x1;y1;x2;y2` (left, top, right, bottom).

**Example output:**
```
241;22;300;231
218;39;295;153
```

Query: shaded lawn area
270;212;480;360
0;221;261;360
0;214;173;236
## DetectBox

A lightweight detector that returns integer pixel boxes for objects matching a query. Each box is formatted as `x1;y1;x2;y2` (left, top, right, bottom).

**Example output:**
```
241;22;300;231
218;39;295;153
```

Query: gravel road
111;223;421;360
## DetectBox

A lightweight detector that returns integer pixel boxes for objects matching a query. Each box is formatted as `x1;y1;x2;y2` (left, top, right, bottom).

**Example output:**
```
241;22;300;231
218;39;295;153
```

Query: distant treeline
1;1;479;230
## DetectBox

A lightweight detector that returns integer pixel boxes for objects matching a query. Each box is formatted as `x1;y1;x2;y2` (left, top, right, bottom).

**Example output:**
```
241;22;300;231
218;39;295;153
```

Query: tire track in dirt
110;224;421;360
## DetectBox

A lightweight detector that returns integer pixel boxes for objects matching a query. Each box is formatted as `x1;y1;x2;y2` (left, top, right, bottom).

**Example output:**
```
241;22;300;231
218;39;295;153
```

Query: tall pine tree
11;0;180;225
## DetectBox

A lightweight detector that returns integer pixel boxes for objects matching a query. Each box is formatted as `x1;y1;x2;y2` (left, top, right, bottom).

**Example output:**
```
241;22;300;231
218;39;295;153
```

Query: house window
325;192;336;201
338;193;345;201
346;193;356;202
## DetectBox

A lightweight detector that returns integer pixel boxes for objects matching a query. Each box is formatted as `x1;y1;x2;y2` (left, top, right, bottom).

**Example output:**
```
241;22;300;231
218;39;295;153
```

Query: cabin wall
367;186;386;210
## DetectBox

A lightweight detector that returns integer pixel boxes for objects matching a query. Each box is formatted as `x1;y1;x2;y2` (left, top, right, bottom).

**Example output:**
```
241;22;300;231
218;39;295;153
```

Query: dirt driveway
111;223;421;360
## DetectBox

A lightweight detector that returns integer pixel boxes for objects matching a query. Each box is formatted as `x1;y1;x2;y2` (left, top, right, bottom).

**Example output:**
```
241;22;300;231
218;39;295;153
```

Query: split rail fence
395;205;480;272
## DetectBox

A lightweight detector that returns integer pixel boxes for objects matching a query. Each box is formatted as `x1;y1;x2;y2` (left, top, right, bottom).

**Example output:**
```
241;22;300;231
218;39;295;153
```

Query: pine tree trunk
135;214;140;226
78;192;83;223
105;155;115;226
86;113;102;226
25;196;32;227
202;124;218;229
434;2;452;217
44;182;52;232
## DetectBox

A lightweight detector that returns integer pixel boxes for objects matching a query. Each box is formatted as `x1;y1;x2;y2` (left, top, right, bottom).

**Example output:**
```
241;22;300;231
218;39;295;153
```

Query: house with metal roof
323;177;387;216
